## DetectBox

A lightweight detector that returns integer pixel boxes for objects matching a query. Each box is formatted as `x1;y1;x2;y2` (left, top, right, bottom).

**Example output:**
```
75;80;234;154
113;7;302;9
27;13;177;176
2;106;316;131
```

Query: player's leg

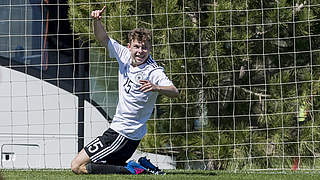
71;148;131;174
86;162;131;174
71;128;144;174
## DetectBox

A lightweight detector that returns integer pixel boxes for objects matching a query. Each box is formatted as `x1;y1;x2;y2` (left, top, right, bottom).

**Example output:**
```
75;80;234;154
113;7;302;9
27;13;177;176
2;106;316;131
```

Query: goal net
0;0;320;171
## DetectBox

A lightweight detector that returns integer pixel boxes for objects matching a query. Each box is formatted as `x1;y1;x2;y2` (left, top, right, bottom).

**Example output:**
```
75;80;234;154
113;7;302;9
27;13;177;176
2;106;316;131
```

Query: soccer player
71;6;179;175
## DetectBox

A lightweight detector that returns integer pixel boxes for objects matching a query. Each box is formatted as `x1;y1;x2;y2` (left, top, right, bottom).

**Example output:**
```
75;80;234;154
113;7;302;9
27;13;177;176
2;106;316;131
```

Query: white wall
0;66;108;169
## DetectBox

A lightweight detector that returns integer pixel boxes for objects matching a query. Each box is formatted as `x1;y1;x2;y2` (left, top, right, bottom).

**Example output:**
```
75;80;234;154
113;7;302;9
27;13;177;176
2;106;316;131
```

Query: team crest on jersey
135;72;145;82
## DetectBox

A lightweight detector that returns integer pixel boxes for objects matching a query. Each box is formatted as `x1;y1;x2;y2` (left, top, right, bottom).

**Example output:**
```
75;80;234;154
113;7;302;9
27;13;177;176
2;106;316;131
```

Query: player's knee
71;160;81;174
71;160;89;174
71;150;90;174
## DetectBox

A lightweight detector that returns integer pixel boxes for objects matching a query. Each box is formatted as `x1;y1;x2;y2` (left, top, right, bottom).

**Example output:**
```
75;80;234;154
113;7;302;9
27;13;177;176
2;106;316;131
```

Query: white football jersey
107;38;173;140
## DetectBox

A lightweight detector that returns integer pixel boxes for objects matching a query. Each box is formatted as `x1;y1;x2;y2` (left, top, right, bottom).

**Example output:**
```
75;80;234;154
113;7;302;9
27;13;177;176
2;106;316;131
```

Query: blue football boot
125;160;148;175
138;157;166;175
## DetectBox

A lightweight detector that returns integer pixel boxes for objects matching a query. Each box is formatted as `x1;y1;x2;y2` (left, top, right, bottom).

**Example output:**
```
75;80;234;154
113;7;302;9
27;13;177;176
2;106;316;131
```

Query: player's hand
91;6;106;20
139;80;159;93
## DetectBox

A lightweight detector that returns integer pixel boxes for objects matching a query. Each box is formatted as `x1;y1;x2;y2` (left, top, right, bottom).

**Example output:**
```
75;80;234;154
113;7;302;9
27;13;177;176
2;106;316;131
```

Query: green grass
1;170;320;180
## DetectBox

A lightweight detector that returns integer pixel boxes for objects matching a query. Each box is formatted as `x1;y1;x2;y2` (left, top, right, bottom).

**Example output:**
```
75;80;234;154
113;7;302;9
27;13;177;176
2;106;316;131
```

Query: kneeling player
71;6;179;175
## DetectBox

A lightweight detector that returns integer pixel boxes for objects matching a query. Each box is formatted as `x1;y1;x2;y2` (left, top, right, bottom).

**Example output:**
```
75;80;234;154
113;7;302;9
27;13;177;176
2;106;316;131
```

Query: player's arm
139;80;179;98
156;85;179;98
91;6;109;48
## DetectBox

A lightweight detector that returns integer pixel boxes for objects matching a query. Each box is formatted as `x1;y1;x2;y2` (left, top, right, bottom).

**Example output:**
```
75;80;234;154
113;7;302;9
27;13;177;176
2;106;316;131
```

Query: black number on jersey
124;78;133;93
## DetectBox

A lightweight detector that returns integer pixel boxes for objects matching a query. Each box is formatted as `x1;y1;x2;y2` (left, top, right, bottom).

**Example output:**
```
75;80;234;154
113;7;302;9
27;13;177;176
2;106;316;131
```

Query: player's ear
128;39;135;49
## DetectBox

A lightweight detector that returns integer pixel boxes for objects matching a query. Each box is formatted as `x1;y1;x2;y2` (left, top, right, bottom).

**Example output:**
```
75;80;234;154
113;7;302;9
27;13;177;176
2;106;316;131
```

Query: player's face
128;39;151;67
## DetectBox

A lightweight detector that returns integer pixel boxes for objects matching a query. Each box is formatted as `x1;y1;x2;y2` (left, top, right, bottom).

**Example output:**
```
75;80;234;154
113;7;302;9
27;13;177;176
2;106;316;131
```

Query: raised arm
91;6;109;47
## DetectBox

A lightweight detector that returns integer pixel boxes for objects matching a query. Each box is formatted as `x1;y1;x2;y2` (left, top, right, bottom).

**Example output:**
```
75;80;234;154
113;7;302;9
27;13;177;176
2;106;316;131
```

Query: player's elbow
169;87;179;98
174;89;179;97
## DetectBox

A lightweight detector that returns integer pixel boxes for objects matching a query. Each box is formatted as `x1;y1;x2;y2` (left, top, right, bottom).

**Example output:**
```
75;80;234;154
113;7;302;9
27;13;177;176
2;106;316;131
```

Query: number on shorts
88;140;103;153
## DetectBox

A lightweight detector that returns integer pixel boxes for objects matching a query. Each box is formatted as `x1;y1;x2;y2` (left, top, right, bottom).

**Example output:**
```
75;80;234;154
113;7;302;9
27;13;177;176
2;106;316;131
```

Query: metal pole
77;40;88;152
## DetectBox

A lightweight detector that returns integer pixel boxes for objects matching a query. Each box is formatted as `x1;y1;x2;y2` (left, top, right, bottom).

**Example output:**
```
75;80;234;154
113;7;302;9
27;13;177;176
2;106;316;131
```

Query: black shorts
84;128;140;166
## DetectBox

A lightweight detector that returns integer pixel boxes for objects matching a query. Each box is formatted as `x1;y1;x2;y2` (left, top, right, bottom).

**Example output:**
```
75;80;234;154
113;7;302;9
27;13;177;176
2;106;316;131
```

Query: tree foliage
68;0;320;170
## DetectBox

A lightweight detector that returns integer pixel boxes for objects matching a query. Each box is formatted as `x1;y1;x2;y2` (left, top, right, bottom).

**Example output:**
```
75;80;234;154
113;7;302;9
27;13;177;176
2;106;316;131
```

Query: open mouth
136;54;146;60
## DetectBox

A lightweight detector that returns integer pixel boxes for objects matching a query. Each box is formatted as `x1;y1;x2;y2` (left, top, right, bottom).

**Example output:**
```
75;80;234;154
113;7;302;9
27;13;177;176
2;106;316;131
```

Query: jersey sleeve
107;38;130;65
149;68;173;86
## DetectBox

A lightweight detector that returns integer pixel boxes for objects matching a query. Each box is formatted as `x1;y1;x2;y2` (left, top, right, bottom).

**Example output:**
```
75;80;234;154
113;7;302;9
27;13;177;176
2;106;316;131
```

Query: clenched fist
91;6;106;20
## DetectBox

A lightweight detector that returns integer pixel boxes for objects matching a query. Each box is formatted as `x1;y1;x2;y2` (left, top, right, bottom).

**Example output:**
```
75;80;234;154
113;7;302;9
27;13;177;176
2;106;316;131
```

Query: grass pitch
1;170;320;180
